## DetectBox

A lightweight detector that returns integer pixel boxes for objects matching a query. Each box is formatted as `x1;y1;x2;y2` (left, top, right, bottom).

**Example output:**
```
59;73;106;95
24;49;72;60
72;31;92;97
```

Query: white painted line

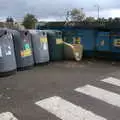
35;96;107;120
0;112;18;120
75;85;120;108
101;77;120;87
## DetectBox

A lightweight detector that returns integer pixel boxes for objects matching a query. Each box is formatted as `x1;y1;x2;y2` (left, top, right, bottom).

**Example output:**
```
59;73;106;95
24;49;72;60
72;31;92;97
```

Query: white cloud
0;0;120;20
109;9;120;18
86;8;120;18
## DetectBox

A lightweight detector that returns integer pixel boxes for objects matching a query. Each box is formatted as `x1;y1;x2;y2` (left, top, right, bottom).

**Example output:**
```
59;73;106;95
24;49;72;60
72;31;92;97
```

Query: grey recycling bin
0;29;16;76
29;30;49;64
11;30;34;70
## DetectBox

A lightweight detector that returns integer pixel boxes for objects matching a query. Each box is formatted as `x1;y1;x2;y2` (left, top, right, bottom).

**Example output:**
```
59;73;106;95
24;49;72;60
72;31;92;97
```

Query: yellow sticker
73;37;81;44
56;38;63;44
21;49;32;57
114;39;120;47
76;37;81;44
40;37;48;43
20;51;24;57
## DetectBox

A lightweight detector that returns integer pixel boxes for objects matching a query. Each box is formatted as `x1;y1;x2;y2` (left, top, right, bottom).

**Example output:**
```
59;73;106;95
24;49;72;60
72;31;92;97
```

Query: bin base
0;69;16;77
17;65;33;71
95;51;112;59
34;62;49;66
111;52;120;61
83;51;95;58
50;59;64;62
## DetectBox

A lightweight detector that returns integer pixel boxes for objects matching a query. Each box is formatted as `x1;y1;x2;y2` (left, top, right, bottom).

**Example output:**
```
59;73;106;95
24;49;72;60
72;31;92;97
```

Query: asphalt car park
0;59;120;120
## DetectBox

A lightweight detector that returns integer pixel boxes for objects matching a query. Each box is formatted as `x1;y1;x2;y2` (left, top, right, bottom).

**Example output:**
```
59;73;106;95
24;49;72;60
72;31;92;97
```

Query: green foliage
22;14;38;29
5;17;14;28
70;8;86;22
6;17;14;23
85;17;95;22
13;22;25;30
0;22;5;27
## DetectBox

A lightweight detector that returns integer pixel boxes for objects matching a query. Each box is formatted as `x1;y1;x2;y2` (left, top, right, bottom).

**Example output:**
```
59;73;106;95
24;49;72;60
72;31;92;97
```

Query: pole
65;11;70;22
65;11;70;26
94;4;100;19
97;4;100;19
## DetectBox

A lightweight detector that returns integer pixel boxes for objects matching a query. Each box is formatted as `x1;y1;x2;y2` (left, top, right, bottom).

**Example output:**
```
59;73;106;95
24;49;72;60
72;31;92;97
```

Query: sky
0;0;120;21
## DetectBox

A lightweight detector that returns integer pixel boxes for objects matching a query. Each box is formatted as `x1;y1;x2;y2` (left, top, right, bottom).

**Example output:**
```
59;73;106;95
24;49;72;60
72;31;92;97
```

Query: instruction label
76;37;81;44
21;43;32;57
40;37;48;50
40;37;48;43
21;49;32;57
56;38;63;44
100;40;105;46
73;37;81;44
0;46;2;57
43;43;48;50
5;46;12;56
24;43;30;49
113;39;120;47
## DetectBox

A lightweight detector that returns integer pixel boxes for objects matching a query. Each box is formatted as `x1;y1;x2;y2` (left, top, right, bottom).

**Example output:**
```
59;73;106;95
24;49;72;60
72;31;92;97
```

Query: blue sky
0;0;119;21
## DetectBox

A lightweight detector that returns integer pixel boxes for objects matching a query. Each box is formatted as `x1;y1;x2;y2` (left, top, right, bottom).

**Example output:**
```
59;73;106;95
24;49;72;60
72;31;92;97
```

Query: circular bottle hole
43;32;45;36
4;31;7;35
25;31;28;36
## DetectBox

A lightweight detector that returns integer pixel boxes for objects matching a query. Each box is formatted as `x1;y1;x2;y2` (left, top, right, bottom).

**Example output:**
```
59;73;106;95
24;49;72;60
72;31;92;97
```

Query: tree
108;17;113;23
0;22;5;27
113;17;120;23
92;17;107;26
85;17;95;22
70;8;86;22
13;22;25;30
6;17;14;28
22;14;38;29
6;17;14;23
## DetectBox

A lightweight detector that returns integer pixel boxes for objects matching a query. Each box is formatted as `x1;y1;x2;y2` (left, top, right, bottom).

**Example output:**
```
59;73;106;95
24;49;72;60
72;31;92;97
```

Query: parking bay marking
101;77;120;87
35;96;107;120
75;84;120;108
0;112;18;120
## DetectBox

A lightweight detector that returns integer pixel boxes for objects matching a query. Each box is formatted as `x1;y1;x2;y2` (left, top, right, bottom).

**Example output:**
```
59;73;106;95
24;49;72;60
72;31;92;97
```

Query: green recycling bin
47;30;64;61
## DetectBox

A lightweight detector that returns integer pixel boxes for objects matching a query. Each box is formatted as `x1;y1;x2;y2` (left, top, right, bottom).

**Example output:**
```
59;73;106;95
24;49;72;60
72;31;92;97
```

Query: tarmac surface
0;59;120;120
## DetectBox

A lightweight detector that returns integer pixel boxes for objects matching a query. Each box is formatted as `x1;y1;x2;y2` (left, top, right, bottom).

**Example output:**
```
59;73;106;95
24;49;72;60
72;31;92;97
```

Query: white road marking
101;77;120;87
0;112;18;120
35;96;107;120
75;85;120;108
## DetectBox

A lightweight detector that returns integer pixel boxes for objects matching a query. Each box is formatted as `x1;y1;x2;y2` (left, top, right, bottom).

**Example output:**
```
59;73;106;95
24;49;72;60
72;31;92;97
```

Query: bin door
96;32;110;51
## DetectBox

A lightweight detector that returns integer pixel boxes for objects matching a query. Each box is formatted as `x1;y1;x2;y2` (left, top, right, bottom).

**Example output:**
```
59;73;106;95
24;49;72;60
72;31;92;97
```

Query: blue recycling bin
95;31;111;58
78;29;96;57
